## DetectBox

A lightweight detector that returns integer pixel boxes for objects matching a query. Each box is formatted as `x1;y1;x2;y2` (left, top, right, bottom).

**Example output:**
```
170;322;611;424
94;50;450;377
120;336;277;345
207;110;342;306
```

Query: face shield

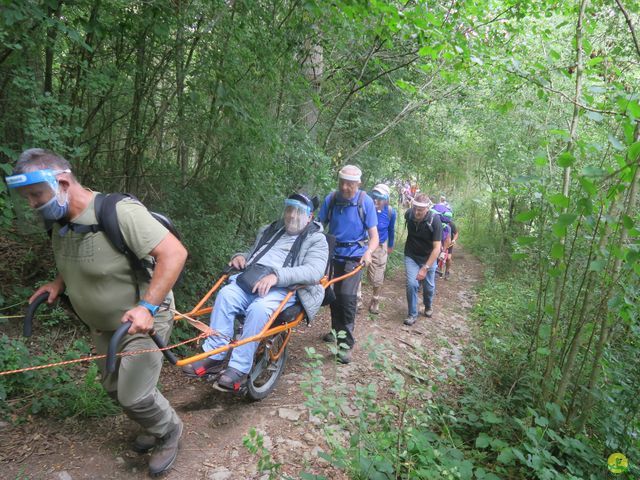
283;199;311;235
5;169;71;229
372;189;389;209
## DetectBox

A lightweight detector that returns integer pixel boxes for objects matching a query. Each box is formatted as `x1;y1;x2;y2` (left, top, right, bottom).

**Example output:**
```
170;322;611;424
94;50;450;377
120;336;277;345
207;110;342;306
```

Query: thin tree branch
509;70;618;115
614;0;640;58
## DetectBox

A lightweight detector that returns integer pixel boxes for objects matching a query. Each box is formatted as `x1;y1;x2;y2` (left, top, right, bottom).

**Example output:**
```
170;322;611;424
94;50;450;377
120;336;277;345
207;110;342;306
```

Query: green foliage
0;334;119;420
302;343;481;480
243;427;285;480
299;272;637;479
464;274;640;478
0;1;637;476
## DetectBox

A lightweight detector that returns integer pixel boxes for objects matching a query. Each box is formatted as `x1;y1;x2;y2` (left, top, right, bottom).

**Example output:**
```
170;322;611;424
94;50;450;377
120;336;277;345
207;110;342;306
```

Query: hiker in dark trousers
445;220;458;279
6;148;187;477
182;193;328;390
318;165;378;364
403;193;442;326
367;183;396;314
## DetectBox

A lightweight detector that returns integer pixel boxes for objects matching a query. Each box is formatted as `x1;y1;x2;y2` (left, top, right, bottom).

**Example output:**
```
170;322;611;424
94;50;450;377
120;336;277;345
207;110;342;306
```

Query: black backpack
404;208;435;232
326;190;367;229
57;193;186;284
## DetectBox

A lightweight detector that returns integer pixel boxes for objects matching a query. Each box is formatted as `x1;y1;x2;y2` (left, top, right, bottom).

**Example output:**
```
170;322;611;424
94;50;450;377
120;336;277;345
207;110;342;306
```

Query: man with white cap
319;165;379;364
403;192;442;326
367;183;396;314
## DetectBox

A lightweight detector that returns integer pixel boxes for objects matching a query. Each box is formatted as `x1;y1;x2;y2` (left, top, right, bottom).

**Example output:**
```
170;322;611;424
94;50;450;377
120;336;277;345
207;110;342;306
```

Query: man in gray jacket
183;193;328;389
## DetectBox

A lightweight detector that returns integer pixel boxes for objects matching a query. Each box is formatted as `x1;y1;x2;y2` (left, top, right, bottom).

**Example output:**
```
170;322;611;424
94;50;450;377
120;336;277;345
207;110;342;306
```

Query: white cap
373;183;390;198
338;165;362;182
412;198;432;208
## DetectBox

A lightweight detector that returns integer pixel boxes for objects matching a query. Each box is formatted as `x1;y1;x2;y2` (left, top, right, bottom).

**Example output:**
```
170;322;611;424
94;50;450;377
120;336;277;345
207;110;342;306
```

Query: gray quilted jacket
236;220;329;320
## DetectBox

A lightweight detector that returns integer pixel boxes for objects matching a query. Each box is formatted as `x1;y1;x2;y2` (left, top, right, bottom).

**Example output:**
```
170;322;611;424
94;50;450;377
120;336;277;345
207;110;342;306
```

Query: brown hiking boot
369;297;380;314
148;418;183;477
404;316;417;326
132;433;156;453
337;348;352;364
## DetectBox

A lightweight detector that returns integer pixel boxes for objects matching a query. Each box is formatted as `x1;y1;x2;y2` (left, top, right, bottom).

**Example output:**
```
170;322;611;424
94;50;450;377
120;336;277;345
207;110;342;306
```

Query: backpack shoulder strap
96;193;140;255
426;210;435;231
96;193;148;273
254;220;282;251
326;191;337;224
248;220;284;265
282;221;318;267
356;191;366;227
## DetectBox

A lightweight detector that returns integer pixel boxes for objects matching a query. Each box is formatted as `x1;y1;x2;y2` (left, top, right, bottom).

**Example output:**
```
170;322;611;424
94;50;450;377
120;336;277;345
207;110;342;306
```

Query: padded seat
272;303;305;326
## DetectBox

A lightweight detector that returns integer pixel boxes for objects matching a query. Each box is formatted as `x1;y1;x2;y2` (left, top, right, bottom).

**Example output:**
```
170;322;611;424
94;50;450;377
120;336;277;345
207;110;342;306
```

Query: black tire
246;332;288;401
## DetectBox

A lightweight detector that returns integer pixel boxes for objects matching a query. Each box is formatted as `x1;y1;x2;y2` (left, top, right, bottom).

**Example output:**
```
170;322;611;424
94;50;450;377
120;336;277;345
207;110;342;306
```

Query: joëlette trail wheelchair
24;263;362;402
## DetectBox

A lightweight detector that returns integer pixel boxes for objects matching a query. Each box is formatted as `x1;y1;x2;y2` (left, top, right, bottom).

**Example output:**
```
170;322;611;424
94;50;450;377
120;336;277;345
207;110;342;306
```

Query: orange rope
0;333;208;377
2;266;364;376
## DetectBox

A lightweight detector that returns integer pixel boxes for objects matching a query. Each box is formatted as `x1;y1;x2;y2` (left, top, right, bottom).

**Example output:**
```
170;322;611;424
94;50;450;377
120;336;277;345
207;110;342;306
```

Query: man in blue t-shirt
367;183;396;314
319;165;379;364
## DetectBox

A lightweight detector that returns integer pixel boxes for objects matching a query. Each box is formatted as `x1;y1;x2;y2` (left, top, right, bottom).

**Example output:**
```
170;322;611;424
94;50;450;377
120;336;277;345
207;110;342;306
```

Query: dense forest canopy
1;0;638;478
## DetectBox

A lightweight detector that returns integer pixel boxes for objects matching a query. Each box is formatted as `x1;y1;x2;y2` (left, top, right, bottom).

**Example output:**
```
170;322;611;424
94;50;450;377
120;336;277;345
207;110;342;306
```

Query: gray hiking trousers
93;309;179;438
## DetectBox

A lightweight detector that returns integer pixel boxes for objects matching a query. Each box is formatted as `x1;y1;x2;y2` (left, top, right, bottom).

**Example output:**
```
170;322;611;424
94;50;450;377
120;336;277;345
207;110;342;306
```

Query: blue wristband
138;300;160;316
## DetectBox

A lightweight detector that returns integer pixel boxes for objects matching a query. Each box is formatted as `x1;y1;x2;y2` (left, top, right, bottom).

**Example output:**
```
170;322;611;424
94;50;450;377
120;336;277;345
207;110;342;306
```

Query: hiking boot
404;316;417;326
424;307;433;318
322;332;335;343
148;418;183;477
133;433;156;453
337;348;352;364
181;357;225;378
445;271;451;280
217;367;248;392
369;297;380;315
356;299;364;311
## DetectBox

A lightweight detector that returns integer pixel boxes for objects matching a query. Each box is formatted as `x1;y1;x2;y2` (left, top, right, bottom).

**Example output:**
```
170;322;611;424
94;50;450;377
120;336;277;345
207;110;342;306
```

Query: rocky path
1;249;483;480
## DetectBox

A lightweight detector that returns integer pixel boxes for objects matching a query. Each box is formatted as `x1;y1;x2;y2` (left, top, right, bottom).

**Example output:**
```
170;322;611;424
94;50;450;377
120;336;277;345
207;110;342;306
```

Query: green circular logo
607;452;629;474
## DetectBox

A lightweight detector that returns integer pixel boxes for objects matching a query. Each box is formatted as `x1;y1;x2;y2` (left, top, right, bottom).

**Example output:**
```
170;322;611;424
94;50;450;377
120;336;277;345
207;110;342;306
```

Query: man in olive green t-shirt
6;148;188;477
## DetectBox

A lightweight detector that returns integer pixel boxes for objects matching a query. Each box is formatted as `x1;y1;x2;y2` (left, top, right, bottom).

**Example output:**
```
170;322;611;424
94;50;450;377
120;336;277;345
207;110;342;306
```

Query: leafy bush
0;334;119;419
295;272;638;479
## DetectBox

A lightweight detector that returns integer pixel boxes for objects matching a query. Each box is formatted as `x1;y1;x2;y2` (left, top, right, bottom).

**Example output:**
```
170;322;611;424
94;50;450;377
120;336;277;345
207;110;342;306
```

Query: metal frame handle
23;292;50;337
106;321;178;373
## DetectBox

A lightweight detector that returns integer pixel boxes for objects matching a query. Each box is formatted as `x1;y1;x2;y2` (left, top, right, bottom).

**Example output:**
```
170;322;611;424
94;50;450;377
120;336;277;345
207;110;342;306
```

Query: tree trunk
541;0;588;404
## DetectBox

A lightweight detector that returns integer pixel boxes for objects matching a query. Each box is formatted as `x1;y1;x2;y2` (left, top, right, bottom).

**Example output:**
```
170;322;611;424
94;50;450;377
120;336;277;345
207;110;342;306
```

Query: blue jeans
404;256;437;318
202;275;296;374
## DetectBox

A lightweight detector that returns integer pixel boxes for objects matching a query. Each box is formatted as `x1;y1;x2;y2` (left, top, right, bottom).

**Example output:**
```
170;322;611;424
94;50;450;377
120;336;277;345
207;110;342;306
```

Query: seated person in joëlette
182;192;328;390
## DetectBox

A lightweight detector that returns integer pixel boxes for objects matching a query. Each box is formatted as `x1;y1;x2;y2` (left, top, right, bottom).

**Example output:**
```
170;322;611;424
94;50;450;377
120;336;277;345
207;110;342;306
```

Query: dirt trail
1;248;483;480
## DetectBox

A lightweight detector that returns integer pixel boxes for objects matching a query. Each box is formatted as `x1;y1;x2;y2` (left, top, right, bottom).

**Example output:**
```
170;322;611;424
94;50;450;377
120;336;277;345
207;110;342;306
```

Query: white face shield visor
4;169;71;230
283;199;311;235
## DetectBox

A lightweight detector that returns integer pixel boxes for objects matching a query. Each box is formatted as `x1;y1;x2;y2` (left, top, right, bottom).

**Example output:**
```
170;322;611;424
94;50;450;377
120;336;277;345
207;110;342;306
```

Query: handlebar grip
106;321;178;374
107;321;131;373
24;292;50;337
149;331;178;366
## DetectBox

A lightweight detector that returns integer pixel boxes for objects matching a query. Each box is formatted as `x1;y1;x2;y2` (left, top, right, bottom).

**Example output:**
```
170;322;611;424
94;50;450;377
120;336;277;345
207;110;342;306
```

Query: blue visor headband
284;199;311;215
5;169;70;190
372;191;389;200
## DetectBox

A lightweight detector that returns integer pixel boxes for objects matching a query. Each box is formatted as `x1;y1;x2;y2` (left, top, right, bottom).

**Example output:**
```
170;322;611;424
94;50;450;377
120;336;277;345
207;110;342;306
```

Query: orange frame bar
175;264;363;367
